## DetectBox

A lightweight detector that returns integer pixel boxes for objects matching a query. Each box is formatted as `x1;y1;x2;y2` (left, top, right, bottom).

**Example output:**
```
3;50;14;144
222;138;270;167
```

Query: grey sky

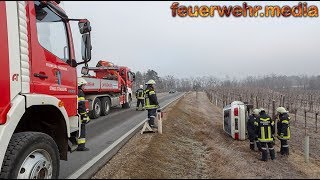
62;1;320;79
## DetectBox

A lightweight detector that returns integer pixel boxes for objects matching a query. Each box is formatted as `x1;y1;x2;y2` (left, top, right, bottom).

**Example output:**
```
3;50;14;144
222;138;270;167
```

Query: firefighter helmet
276;107;288;114
140;85;143;89
259;108;265;112
253;109;260;116
146;79;156;85
78;77;87;86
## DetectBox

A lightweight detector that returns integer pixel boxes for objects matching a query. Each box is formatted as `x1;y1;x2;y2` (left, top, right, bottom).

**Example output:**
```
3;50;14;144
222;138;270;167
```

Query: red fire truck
0;1;92;178
80;60;135;119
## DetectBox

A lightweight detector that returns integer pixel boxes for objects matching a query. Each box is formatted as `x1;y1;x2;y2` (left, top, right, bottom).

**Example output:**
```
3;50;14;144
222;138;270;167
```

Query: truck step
68;138;78;152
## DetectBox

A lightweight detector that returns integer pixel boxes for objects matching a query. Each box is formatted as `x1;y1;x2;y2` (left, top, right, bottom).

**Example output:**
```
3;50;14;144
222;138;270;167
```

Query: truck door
28;1;77;116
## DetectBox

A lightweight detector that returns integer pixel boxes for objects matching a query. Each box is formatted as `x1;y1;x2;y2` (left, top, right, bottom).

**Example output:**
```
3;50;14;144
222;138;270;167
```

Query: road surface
59;92;184;179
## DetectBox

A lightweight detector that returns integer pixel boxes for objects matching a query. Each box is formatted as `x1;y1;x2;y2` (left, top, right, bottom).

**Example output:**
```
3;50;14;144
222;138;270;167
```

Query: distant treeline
133;70;320;92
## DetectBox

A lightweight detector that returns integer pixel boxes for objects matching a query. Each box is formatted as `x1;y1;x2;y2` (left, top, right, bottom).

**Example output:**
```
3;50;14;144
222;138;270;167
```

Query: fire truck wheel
101;97;111;116
0;132;59;179
89;98;101;119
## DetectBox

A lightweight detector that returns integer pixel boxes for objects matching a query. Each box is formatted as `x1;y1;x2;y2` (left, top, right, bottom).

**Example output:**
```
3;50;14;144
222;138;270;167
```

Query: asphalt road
59;92;183;179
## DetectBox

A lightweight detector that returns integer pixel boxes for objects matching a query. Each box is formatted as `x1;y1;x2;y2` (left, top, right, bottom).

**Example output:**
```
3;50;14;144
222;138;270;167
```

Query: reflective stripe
254;122;258;126
282;145;289;147
149;91;155;95
269;147;274;150
260;117;270;121
261;148;267;150
78;97;85;101
278;127;291;140
271;121;274;126
261;127;265;140
282;120;289;124
77;138;86;144
82;117;90;121
145;105;157;109
258;138;273;142
250;142;254;144
268;126;271;139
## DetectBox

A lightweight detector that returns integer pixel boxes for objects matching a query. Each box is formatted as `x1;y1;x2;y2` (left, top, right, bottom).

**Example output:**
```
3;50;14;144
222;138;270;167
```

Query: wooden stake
305;136;310;163
316;113;318;133
304;110;307;136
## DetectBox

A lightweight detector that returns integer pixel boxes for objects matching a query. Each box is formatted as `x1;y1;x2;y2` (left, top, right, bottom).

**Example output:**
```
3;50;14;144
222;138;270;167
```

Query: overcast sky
62;1;320;79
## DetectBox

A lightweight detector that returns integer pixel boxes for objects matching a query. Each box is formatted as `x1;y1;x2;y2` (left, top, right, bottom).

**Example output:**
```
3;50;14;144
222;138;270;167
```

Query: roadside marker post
157;109;163;134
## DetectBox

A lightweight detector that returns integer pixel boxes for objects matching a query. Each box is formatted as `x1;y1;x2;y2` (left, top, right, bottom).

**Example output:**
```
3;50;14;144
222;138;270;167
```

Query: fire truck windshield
35;1;70;62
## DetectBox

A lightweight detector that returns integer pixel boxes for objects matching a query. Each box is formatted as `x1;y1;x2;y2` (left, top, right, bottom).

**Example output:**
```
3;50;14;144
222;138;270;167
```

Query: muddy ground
93;92;320;179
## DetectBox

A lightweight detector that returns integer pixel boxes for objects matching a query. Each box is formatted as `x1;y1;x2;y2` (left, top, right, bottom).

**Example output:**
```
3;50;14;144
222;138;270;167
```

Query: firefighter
135;85;145;111
144;79;160;129
247;109;262;151
254;108;275;161
77;77;90;151
276;107;291;156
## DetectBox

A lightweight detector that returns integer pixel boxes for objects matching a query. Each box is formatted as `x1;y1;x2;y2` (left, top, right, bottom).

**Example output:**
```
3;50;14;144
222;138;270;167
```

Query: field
93;92;320;179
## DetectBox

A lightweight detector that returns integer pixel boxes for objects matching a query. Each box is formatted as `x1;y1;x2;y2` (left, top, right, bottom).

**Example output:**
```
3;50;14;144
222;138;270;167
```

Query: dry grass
93;92;320;179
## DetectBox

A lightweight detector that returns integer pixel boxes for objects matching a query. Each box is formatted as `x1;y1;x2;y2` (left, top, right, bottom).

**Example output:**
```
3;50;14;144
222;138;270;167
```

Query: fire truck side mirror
81;33;91;62
81;66;89;75
78;20;91;34
132;73;136;81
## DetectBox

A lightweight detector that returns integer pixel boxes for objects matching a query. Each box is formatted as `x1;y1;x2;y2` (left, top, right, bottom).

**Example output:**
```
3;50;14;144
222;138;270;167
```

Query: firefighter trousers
260;142;275;161
78;122;86;148
249;135;261;151
136;99;145;109
280;139;289;155
147;108;157;127
78;113;89;149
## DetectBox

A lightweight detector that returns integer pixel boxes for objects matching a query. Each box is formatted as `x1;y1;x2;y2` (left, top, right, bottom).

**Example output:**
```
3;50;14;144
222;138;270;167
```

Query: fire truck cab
0;1;92;179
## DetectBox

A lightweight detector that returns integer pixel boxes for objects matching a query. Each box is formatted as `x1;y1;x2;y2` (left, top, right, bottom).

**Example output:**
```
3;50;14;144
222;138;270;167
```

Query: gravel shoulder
93;91;320;179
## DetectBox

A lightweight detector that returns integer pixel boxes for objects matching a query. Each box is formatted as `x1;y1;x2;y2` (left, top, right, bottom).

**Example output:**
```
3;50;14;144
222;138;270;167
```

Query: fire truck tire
90;98;102;119
101;97;111;116
0;132;59;179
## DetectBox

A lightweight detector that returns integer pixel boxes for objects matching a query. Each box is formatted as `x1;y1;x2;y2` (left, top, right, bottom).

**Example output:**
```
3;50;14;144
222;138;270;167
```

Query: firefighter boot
77;146;90;151
284;146;289;156
279;146;285;155
270;148;276;160
250;142;255;151
256;141;262;152
260;149;268;161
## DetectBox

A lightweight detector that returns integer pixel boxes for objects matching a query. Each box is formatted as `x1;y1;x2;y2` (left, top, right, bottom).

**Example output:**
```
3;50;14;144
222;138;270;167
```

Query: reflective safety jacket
277;113;291;140
247;114;258;138
135;88;145;100
254;113;275;142
145;89;159;110
78;87;90;123
78;88;86;114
